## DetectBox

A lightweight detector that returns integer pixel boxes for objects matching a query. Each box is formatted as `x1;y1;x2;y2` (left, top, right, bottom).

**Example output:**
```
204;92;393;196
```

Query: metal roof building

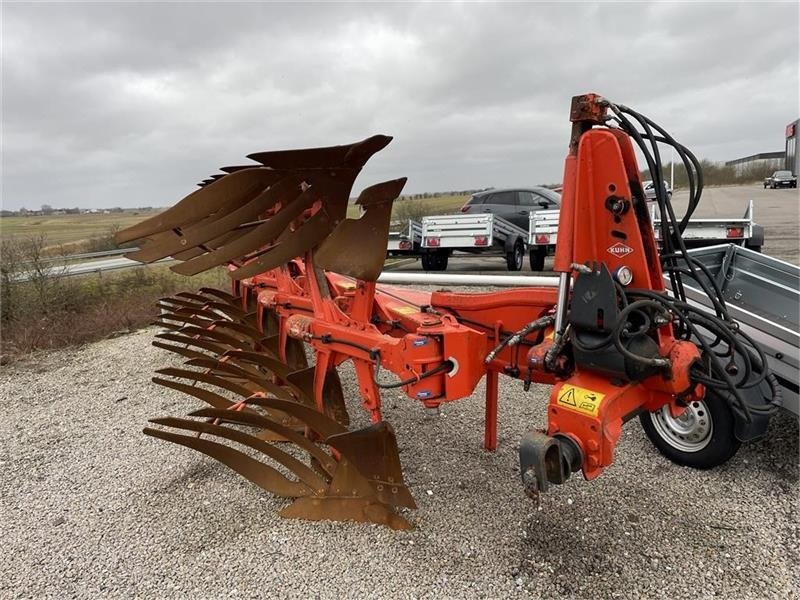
725;151;785;176
786;119;799;176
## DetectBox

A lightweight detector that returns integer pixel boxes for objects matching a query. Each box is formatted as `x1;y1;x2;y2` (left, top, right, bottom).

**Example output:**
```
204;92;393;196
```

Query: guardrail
25;247;139;266
12;250;170;283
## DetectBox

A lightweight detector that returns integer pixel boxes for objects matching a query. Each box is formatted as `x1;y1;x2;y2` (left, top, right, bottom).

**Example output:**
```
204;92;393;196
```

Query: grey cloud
2;1;797;210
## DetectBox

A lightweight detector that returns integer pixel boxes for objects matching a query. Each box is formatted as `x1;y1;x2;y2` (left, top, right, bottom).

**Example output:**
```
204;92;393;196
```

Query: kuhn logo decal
607;242;634;257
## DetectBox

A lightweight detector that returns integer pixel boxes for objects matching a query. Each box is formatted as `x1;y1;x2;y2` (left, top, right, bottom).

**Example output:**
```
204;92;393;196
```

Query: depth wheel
639;394;741;469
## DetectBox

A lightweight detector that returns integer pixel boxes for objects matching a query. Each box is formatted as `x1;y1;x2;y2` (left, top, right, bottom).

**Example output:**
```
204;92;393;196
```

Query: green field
0;212;160;249
2;194;468;252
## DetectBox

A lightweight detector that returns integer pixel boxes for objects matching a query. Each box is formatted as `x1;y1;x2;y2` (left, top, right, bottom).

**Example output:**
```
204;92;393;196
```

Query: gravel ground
2;185;799;598
1;321;798;599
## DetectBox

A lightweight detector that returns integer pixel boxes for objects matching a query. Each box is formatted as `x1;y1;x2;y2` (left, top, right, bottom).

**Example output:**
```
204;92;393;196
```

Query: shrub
392;197;438;230
0;235;226;362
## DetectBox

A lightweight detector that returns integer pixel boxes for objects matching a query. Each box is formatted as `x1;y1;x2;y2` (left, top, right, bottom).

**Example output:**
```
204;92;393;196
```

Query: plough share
118;94;781;529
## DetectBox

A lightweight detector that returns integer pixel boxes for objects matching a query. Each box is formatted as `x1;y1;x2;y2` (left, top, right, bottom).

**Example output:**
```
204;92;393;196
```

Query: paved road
671;184;799;264
393;184;799;273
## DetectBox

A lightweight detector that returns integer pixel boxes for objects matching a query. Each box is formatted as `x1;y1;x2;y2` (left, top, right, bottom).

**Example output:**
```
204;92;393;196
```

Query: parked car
642;180;672;200
763;170;797;189
460;187;561;229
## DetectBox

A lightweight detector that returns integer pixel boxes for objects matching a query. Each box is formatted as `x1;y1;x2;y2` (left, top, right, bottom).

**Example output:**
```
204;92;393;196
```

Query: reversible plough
118;94;780;529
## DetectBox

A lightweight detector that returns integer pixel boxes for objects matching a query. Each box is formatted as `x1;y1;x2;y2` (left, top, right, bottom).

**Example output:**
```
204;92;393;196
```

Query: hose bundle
601;100;782;422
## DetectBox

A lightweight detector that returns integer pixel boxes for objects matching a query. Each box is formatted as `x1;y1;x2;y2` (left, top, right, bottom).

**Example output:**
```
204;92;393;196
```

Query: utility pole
670;146;675;190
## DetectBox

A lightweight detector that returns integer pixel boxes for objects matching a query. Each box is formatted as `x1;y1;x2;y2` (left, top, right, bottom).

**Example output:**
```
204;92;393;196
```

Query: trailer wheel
639;393;741;469
506;240;524;271
529;246;547;271
746;224;764;253
421;251;448;271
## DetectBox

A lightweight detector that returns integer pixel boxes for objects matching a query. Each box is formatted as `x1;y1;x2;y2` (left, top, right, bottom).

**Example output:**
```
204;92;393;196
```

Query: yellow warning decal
339;282;356;290
392;305;419;315
556;384;605;417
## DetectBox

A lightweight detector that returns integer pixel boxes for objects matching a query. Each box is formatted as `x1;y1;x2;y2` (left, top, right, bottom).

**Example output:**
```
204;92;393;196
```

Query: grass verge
1;241;227;363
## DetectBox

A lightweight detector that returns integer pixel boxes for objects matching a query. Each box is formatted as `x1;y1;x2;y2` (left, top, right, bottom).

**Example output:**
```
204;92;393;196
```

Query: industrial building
786;119;799;176
725;151;785;177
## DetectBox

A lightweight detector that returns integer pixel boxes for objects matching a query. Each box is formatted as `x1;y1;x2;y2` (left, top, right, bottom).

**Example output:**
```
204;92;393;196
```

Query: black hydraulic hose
607;105;687;303
588;98;781;422
610;104;731;329
484;315;554;364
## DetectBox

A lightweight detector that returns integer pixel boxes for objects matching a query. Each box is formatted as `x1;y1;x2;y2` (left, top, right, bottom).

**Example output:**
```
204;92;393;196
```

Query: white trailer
650;200;764;251
419;213;530;271
387;220;422;256
527;200;765;270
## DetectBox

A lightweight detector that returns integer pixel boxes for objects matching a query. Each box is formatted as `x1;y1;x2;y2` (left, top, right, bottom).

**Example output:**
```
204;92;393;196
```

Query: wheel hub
651;400;713;453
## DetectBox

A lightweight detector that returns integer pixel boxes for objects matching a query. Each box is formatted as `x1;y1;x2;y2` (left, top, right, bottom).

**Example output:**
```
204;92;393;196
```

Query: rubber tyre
529;247;547;271
746;245;762;253
422;251;448;271
421;253;437;271
639;393;741;469
506;240;524;271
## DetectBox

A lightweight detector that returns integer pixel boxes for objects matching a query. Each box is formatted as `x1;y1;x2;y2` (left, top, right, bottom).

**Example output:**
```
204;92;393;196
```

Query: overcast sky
2;2;798;210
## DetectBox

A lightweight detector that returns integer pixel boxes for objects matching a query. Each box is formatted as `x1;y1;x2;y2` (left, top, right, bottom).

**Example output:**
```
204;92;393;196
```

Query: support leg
484;369;498;451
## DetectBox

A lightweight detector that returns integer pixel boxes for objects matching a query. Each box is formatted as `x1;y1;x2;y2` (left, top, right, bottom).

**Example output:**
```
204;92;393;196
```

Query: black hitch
519;431;583;497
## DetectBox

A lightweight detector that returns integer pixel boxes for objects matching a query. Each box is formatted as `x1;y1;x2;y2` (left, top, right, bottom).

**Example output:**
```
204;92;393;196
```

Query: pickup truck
763;170;797;189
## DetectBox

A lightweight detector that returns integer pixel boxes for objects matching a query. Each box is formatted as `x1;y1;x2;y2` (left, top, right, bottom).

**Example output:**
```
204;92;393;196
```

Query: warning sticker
556;384;605;416
392;305;419;315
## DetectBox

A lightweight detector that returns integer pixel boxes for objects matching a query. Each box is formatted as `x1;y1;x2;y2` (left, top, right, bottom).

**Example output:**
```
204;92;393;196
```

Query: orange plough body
120;93;709;527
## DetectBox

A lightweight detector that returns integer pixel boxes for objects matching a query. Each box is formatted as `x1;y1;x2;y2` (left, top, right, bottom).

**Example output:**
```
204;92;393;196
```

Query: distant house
725;151;785;177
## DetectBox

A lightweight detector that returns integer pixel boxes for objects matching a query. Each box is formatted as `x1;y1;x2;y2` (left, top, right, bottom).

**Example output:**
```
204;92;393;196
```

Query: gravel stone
1;307;798;599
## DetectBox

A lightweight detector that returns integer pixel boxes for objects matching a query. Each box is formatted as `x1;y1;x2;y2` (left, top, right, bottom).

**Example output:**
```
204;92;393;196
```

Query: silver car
642;179;672;200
